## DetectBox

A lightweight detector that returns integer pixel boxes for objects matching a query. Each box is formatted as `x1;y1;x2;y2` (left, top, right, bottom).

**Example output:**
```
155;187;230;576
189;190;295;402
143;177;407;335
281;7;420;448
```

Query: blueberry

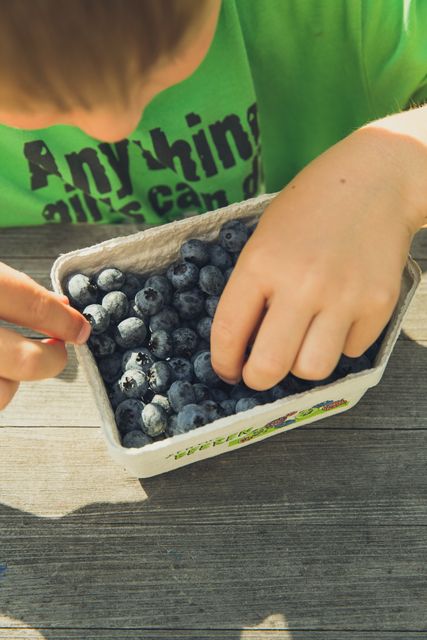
95;267;125;292
173;288;205;319
172;327;199;358
114;317;147;349
177;403;209;432
147;361;172;393
148;329;173;359
88;332;116;357
205;295;220;318
269;383;288;401
235;397;261;412
151;394;172;414
230;383;252;400
193;383;211;403
107;380;127;409
168;357;193;383
144;274;173;305
210;387;228;403
220;398;236;416
219;219;250;253
102;291;129;323
122;347;156;373
121;272;144;298
167;261;199;291
142;403;168;436
122;429;152;448
135;287;164;316
201;399;225;422
180;238;210;267
128;300;147;321
167;380;196;412
65;273;98;309
335;354;371;378
224;267;234;281
199;265;225;296
98;352;122;383
193;351;221;386
166;413;179;436
149;307;180;333
115;398;145;434
118;369;148;399
83;304;110;334
208;243;233;271
196;316;212;342
191;343;210;363
281;373;313;395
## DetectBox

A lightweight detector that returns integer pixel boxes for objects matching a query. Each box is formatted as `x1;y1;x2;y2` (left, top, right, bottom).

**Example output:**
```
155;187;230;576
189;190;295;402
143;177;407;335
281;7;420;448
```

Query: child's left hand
210;126;421;390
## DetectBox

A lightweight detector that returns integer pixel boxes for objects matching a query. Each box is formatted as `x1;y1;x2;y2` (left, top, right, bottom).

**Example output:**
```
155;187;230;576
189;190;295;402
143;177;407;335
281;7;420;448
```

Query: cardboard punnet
51;193;421;478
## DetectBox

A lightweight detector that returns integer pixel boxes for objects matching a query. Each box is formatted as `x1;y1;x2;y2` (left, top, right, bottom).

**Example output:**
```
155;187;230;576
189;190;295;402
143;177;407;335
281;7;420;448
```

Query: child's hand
0;262;91;409
211;128;418;390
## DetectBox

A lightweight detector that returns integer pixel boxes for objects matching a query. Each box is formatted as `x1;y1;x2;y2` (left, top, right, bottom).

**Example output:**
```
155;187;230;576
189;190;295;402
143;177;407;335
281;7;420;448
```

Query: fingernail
76;321;91;345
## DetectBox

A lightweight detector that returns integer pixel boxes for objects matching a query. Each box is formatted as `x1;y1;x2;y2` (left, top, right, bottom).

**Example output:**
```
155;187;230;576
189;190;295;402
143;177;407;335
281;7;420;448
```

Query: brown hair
0;0;209;112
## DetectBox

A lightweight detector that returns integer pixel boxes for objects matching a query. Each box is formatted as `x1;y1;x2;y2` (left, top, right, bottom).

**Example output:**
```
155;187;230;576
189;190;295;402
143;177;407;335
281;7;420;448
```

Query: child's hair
0;0;209;112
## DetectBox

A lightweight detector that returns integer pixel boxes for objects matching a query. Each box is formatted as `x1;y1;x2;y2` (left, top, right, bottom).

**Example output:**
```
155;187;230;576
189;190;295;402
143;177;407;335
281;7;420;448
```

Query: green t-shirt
0;0;426;226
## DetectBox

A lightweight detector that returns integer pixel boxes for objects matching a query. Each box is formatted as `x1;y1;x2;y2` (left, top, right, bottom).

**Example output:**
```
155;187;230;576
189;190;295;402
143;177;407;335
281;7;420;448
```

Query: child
0;0;426;410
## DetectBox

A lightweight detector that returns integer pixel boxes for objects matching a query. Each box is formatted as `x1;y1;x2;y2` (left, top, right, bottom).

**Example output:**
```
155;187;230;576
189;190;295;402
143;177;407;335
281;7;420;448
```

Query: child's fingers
241;293;315;390
343;309;394;358
0;262;90;344
210;271;266;384
290;309;351;381
0;378;20;411
0;328;68;381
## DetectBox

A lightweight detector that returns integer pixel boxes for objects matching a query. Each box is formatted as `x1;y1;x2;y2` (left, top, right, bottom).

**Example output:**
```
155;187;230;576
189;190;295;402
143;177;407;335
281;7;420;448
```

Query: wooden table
0;224;426;640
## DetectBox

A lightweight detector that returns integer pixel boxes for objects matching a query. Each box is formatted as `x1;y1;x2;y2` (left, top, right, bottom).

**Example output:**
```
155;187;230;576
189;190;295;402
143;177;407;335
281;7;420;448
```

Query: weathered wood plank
0;630;424;640
0;428;426;522
0;516;425;629
0;340;425;428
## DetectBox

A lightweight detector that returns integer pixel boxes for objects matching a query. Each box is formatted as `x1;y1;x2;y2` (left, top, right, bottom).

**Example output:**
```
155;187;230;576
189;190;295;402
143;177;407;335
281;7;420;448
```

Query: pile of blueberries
65;217;382;449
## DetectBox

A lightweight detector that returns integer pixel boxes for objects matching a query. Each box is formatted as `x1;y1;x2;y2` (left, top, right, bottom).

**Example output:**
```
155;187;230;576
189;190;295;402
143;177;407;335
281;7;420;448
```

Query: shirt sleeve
361;0;427;113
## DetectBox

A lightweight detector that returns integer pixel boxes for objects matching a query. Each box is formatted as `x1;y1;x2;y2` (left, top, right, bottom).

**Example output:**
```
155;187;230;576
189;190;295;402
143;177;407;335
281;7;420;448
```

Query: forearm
357;104;427;233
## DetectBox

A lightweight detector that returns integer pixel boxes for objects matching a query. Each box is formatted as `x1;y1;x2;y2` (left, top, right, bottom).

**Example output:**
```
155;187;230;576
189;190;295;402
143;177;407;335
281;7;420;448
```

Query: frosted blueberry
65;273;97;309
95;267;126;292
114;317;147;349
201;399;225;422
88;332;116;357
173;288;205;319
151;394;172;414
172;327;199;358
235;397;261;413
177;404;209;432
149;307;180;333
208;243;233;271
168;357;193;383
147;361;172;393
83;304;110;334
196;316;212;342
144;274;173;305
122;347;156;373
118;369;149;399
98;352;122;383
107;380;127;409
102;291;129;324
121;272;144;298
205;295;220;318
142;403;168;437
193;383;211;403
220;398;236;416
135;287;164;316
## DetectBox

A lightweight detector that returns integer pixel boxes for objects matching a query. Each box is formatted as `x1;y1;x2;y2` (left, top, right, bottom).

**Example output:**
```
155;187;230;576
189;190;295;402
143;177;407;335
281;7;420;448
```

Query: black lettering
84;194;103;221
242;154;260;199
65;147;111;194
150;127;200;181
119;200;146;223
23;140;61;190
176;182;202;210
42;200;72;223
148;184;173;216
99;141;133;198
133;140;164;170
185;112;218;178
209;114;252;169
69;194;88;222
201;190;228;210
246;103;260;144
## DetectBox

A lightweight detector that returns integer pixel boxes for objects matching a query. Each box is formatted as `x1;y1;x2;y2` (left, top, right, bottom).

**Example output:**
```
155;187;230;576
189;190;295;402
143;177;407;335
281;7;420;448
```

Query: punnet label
166;398;349;460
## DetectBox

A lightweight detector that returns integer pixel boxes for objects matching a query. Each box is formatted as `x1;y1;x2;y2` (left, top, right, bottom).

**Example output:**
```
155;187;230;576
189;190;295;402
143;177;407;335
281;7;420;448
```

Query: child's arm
0;262;91;409
211;104;427;389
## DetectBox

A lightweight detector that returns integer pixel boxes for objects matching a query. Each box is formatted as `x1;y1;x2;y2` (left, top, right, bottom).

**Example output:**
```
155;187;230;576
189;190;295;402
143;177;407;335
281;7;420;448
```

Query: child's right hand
0;262;91;410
